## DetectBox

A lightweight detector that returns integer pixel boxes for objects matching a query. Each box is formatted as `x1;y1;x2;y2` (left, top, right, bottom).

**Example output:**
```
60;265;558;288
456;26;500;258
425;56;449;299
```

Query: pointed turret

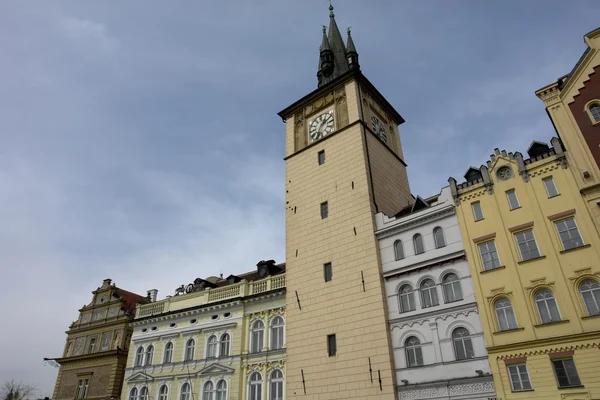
345;27;359;70
317;3;352;87
318;26;334;86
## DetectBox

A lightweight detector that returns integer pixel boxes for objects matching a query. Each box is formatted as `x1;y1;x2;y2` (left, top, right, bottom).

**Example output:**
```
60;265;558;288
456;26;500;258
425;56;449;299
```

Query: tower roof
317;3;356;87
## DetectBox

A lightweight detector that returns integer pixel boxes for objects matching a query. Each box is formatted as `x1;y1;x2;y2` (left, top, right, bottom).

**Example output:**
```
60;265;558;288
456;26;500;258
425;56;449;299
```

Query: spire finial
329;1;334;17
347;26;351;36
322;25;327;34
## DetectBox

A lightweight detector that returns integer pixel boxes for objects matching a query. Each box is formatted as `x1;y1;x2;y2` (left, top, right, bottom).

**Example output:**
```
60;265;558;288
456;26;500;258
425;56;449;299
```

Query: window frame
250;320;265;353
327;334;337;357
419;279;439;308
514;229;541;261
554;217;584;251
163;342;173;363
477;240;501;270
442;273;463;303
585;100;600;124
534;288;561;324
506;189;520;210
413;234;425;255
507;364;533;392
145;345;154;366
203;381;215;400
180;382;192;400
158;385;169;400
404;336;423;367
318;150;325;165
323;262;332;282
452;327;474;360
270;316;285;351
494;298;518;331
139;387;149;400
542;176;559;198
472;201;484;221
184;338;195;361
206;335;218;358
219;333;230;357
248;372;263;400
433;227;445;248
76;379;90;400
398;284;416;313
135;346;145;367
129;387;138;400
88;337;97;354
216;380;227;400
268;369;284;400
394;240;404;260
320;201;328;219
552;358;582;388
579;279;600;316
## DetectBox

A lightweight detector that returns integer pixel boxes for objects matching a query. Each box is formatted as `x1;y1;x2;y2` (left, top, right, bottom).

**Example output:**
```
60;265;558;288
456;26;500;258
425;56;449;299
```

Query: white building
375;187;496;400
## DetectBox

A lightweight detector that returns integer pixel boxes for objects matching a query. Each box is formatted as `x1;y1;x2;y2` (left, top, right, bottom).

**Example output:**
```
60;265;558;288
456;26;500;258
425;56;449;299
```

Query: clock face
309;111;335;143
371;115;387;143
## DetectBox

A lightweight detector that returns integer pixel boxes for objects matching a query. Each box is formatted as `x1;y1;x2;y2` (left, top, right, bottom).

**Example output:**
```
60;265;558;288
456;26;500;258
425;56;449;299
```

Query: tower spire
317;2;352;87
346;26;359;70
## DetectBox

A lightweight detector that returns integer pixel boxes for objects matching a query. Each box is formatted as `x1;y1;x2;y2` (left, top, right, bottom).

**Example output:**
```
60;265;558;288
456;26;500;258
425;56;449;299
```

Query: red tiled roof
113;287;146;314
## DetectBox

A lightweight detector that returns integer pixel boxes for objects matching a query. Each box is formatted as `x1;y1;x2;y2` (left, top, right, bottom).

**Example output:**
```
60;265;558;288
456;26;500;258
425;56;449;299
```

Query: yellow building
120;260;286;400
449;140;600;399
277;5;411;399
46;279;147;400
535;27;600;232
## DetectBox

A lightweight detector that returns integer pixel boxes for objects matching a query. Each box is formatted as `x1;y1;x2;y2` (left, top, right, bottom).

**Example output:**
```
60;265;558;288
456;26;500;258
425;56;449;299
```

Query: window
543;177;559;197
88;338;96;353
269;369;284;400
216;380;227;400
420;279;438;308
180;383;191;400
323;262;332;282
250;320;265;353
164;342;173;363
270;316;284;350
320;201;328;219
184;339;195;361
452;328;474;360
405;337;423;367
514;229;540;261
590;103;600;123
327;334;337;356
207;335;218;358
443;273;463;302
552;358;581;388
494;298;518;331
555;217;584;250
140;387;149;400
506;190;520;210
535;289;561;324
433;227;445;248
472;202;484;221
478;240;501;270
145;345;154;366
159;385;169;400
220;333;230;357
508;364;532;391
413;234;424;255
399;285;415;312
203;381;214;400
129;388;138;400
76;379;89;399
135;346;144;367
579;279;600;316
248;372;262;400
318;150;325;165
394;240;404;260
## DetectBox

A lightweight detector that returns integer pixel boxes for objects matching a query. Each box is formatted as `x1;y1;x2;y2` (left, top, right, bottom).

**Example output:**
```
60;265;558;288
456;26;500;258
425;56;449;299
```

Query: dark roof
393;195;435;219
113;287;146;314
527;141;550;158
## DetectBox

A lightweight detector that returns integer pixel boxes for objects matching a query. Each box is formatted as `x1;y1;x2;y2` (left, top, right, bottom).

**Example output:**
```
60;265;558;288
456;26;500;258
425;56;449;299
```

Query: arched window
579;279;600;316
494;298;518;331
399;285;415;313
442;273;462;302
163;342;173;363
433;227;445;248
206;335;218;358
269;369;284;400
135;346;144;367
413;234;425;255
158;385;168;400
394;240;404;260
139;387;149;400
220;333;230;357
248;372;262;400
129;388;138;400
180;383;191;400
216;380;227;400
203;381;214;400
184;339;195;361
145;345;154;366
270;316;285;350
250;320;265;353
452;328;474;360
405;337;423;367
535;289;561;323
420;279;438;308
590;103;600;123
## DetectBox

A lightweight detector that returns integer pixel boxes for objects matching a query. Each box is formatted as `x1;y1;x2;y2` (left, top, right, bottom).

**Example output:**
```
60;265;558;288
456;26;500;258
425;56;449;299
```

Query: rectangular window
506;190;520;210
327;334;336;357
320;201;328;219
555;217;584;250
88;338;96;353
514;229;541;261
477;240;501;270
543;177;559;198
508;364;532;391
323;262;332;282
472;202;484;221
552;358;581;388
318;150;325;165
76;379;89;399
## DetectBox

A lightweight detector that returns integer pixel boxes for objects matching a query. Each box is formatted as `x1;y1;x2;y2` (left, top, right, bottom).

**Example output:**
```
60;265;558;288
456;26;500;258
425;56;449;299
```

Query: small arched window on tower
589;103;600;123
433;227;445;248
413;234;425;255
394;240;404;260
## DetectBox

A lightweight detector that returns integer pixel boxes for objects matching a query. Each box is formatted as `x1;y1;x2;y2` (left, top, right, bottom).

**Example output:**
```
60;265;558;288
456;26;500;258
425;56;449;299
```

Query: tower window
472;202;484;221
318;150;326;165
506;190;520;210
323;262;332;282
320;201;328;219
327;334;337;356
590;103;600;123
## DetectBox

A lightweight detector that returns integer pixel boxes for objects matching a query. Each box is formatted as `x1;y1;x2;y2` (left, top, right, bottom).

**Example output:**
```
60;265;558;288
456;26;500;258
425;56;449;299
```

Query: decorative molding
547;209;576;221
390;307;479;331
495;341;600;359
472;232;496;243
375;206;455;239
508;221;534;233
524;277;555;292
530;162;560;177
399;380;495;399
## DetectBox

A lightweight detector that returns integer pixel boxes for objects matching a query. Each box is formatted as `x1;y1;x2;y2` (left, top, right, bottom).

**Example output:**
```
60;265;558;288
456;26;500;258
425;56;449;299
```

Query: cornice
376;206;455;239
389;302;478;330
383;250;466;279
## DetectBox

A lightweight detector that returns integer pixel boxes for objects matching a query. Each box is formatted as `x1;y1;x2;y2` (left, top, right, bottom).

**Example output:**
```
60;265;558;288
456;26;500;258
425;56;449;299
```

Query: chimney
147;289;158;302
101;279;112;289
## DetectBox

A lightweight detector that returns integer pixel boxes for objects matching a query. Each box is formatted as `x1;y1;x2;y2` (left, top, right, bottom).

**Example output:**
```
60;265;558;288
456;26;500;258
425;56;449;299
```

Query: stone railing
137;302;165;318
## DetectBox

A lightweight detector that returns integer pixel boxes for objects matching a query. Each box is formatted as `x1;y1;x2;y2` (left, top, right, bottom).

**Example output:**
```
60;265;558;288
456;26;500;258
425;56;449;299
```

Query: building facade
535;27;600;232
121;260;286;400
278;5;412;399
48;279;147;400
449;140;600;399
376;187;496;400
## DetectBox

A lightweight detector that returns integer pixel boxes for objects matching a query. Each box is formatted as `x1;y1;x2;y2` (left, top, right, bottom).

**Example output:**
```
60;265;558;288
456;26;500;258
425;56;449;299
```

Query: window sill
582;313;600;320
517;255;546;265
480;265;506;274
534;319;569;327
558;385;585;390
444;298;464;304
493;327;525;335
474;218;484;222
548;193;561;199
509;206;522;211
511;389;534;393
560;244;591;254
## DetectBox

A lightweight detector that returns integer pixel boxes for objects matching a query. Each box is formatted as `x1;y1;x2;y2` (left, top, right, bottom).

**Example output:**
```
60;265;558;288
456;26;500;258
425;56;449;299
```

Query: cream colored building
121;260;286;400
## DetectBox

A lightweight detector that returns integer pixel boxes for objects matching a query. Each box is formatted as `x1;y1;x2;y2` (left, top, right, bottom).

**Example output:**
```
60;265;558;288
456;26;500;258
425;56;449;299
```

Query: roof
113;287;146;314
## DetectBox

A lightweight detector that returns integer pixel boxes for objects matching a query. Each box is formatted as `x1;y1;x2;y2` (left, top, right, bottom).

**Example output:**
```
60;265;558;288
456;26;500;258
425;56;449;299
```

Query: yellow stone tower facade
278;6;412;399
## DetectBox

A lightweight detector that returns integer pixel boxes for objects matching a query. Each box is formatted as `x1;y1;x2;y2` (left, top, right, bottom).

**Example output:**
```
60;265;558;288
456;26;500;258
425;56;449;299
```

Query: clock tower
278;5;411;399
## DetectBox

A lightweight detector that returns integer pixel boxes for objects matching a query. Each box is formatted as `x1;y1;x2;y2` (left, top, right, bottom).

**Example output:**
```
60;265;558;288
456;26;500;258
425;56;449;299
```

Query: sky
1;0;599;395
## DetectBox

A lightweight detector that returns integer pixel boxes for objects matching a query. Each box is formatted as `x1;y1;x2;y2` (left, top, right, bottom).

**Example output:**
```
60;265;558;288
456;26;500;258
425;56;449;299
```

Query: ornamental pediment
127;371;154;383
198;363;234;376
